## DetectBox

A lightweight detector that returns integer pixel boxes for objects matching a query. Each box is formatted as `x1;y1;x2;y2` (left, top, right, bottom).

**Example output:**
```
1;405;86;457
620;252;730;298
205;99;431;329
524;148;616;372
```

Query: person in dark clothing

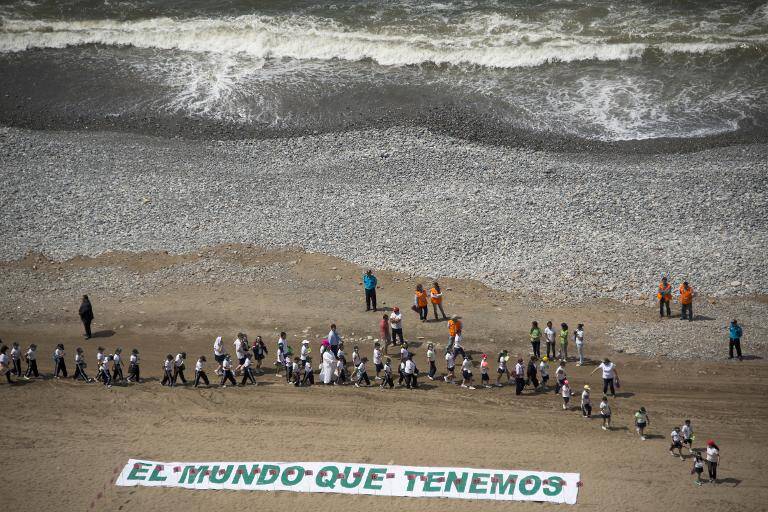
728;319;743;360
527;356;539;389
79;295;94;339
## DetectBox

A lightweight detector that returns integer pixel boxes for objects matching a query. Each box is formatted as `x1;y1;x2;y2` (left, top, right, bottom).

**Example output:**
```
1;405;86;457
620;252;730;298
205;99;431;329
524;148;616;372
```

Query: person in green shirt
558;323;569;361
529;321;542;358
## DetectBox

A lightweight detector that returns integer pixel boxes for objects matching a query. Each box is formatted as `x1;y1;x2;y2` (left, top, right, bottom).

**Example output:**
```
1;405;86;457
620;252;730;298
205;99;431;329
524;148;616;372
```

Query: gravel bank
1;126;766;303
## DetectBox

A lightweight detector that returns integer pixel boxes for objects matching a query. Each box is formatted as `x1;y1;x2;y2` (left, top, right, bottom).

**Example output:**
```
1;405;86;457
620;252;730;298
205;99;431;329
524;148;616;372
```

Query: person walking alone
706;440;720;483
728;319;743;361
429;282;448;321
657;277;672;317
679;281;695;321
79;295;94;339
414;284;429;322
363;270;377;312
591;358;618;397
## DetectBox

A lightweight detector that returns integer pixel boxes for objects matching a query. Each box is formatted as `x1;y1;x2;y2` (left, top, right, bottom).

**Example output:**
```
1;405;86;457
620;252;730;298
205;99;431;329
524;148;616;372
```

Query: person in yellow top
414;284;429;322
657;276;672;317
429;281;448;321
679;281;695;321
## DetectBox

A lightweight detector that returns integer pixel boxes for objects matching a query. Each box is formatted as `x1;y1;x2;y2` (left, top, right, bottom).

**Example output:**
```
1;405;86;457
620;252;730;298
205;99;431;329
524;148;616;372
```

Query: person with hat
363;269;378;311
389;308;404;346
538;356;550;391
728;319;743;360
706;440;720;483
657;277;673;317
300;339;311;364
679;281;695;321
581;385;592;418
560;379;572;410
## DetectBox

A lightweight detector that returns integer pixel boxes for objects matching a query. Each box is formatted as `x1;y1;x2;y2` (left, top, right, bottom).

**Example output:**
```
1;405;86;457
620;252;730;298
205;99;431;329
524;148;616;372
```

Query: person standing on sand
79;295;94;339
429;282;448;320
679;281;695;321
558;323;569;361
574;323;585;366
728;319;743;360
705;440;720;483
327;324;341;356
448;316;462;351
363;269;377;312
414;284;429;322
530;321;542;359
657;277;672;317
591;358;618;397
544;321;556;360
0;344;13;384
390;308;404;346
379;314;392;353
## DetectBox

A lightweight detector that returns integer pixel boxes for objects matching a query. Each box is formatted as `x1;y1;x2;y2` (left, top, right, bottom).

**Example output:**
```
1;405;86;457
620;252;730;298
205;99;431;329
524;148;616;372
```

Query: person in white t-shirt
574;324;585;366
373;342;383;380
513;357;525;395
355;357;371;387
669;427;684;459
544;321;556;360
591;358;618;397
599;396;611;430
73;347;90;382
128;349;140;383
539;357;550;390
53;344;67;378
220;354;237;387
403;355;417;389
426;343;437;380
161;354;175;387
706;440;720;483
300;340;311;364
444;349;456;383
95;347;105;382
460;354;475;390
173;352;187;385
380;357;394;389
275;332;287;373
213;336;226;376
234;333;246;365
237;354;256;386
194;356;209;387
24;343;39;379
0;344;12;384
112;348;124;382
302;357;314;386
389;308;404;346
681;420;694;453
561;380;572;410
496;350;509;387
10;342;21;377
555;361;567;394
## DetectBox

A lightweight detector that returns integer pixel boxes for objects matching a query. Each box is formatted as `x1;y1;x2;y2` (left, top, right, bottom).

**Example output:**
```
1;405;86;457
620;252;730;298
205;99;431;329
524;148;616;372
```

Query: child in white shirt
496;350;509;387
95;347;105;382
112;348;124;382
161;354;175;387
581;385;592;418
275;332;287;374
213;336;225;375
335;357;347;385
426;343;437;380
302;357;314;386
10;342;21;377
220;355;237;387
24;343;38;379
173;352;187;385
74;347;90;382
561;380;572;410
480;353;490;388
373;343;383;380
460;354;475;390
380;357;394;389
555;361;567;394
194;356;209;387
599;396;612;430
0;344;13;384
237;354;256;385
100;355;113;388
444;349;456;383
355;357;371;387
539;357;550;390
128;349;140;382
669;427;684;459
53;344;67;378
681;420;694;453
403;356;417;389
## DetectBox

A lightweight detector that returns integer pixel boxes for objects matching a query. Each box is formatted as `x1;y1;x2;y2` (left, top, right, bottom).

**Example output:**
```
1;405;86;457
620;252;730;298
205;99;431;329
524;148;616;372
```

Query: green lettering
469;473;489;494
209;465;233;484
404;471;424;492
316;466;338;489
518;475;541;496
148;466;167;482
281;466;305;486
444;472;468;493
422;472;444;492
543;476;564;496
363;468;386;491
490;474;516;495
339;467;365;489
232;465;259;485
127;462;151;481
257;465;280;485
179;465;210;484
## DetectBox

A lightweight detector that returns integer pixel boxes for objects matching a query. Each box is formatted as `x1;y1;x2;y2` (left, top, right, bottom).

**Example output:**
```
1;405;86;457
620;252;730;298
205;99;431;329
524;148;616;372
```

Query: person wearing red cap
706;440;720;483
389;307;404;346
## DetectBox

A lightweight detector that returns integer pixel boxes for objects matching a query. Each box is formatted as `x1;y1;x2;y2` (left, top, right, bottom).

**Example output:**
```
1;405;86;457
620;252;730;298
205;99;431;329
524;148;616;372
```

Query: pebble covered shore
2;126;766;304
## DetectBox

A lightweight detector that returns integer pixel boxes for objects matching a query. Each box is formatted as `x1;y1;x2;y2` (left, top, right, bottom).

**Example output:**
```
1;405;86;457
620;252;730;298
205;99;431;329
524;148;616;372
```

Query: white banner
116;459;580;504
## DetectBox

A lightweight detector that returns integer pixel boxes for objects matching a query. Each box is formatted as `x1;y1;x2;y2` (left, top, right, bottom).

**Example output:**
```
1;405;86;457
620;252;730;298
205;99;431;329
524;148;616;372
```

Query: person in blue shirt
729;319;743;361
363;269;378;311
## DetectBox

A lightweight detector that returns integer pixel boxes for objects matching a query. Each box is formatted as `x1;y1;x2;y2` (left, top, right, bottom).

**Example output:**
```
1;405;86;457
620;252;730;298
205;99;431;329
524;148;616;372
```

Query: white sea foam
0;15;763;68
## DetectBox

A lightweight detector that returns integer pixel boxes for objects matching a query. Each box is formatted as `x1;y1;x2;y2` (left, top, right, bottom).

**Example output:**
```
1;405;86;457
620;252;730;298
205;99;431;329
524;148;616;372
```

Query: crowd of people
0;271;734;486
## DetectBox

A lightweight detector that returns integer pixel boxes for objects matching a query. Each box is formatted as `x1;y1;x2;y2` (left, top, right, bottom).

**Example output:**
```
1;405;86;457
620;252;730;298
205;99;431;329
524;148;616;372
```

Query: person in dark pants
24;344;39;378
194;356;209;387
728;319;743;360
79;295;94;339
679;281;694;321
363;270;377;311
657;277;672;317
526;356;539;389
706;440;720;483
0;344;13;384
514;357;526;395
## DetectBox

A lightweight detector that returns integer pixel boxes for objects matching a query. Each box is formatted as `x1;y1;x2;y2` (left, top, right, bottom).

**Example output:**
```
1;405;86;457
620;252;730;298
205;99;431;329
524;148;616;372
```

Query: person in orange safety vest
414;284;429;322
657;277;672;317
429;281;448;321
679;281;695;321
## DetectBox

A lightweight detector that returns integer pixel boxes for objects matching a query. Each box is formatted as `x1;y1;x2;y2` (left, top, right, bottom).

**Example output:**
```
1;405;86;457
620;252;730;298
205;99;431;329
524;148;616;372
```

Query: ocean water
0;0;766;141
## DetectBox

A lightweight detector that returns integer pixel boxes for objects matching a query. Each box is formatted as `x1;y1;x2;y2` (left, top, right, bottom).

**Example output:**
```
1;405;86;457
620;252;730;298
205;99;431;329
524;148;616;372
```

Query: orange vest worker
679;284;694;305
657;281;672;301
448;319;462;337
415;290;428;308
429;287;442;304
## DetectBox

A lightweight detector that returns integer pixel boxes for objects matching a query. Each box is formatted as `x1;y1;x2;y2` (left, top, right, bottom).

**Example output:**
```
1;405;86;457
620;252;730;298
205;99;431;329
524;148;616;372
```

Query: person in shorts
635;407;650;440
480;353;490;388
670;427;684;459
692;451;705;485
213;336;226;375
460;353;475;389
599;396;611;430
